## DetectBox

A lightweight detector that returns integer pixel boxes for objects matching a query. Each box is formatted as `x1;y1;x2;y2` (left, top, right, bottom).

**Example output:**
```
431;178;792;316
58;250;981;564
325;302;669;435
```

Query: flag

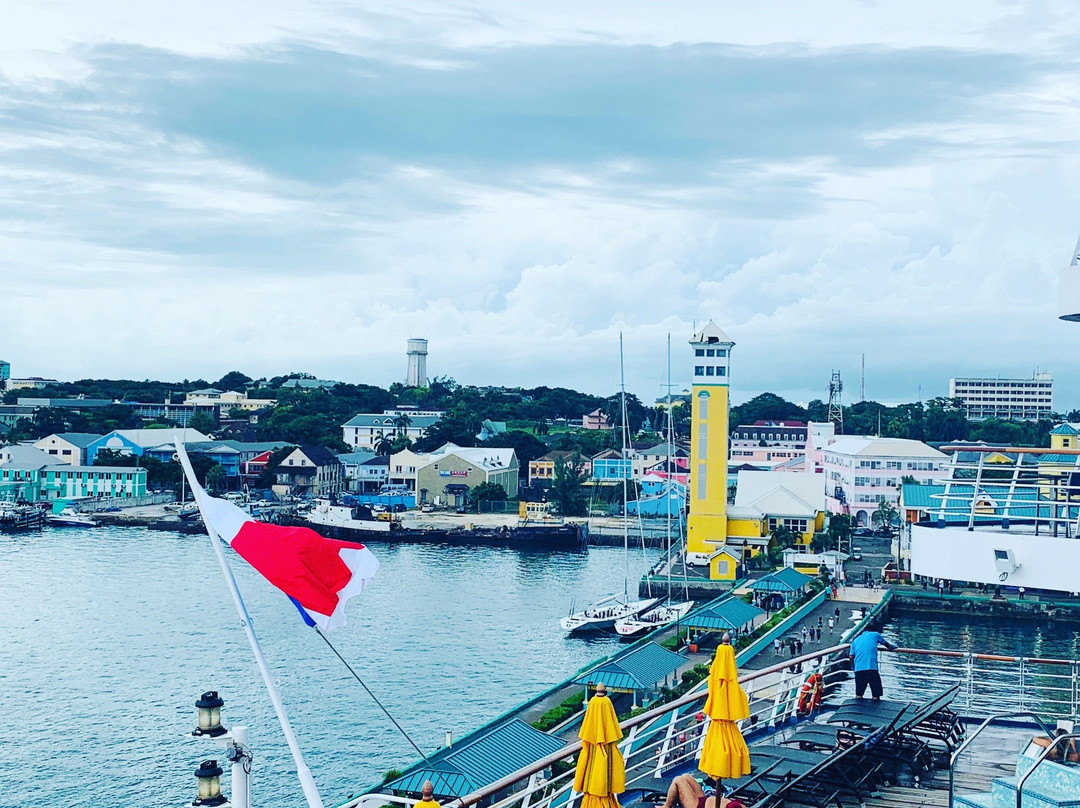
175;440;378;630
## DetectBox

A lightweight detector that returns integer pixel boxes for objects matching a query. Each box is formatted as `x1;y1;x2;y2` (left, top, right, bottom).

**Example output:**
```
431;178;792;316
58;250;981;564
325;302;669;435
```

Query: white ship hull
614;600;694;637
560;596;662;633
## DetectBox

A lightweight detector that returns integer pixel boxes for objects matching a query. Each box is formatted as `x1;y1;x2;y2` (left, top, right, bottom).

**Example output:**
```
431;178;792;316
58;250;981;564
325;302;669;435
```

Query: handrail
448;643;851;808
1015;731;1080;808
947;711;1055;807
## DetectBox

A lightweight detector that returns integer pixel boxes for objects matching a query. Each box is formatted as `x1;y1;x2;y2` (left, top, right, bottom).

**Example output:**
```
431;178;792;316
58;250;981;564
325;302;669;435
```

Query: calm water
0;526;656;808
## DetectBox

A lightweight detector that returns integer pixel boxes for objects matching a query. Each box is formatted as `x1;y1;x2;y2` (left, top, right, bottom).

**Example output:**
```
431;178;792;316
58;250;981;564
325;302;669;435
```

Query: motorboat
46;507;99;528
613;600;695;637
559;595;662;633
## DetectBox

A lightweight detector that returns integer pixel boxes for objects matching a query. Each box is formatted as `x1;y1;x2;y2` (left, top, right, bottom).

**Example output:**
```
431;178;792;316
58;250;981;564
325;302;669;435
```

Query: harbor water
0;526;659;808
4;526;1080;808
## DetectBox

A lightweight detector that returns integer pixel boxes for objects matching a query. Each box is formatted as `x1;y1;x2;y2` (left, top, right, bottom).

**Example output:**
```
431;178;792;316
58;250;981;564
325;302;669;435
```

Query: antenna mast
828;370;844;435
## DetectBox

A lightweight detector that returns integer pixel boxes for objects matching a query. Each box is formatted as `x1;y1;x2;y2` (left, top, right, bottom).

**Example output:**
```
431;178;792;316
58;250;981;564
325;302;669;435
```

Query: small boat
560;595;662;633
0;503;45;531
614;600;694;637
177;504;202;521
46;507;99;528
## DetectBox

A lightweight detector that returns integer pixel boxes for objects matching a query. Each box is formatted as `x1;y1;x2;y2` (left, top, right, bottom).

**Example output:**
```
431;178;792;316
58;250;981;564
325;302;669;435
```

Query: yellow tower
687;322;733;558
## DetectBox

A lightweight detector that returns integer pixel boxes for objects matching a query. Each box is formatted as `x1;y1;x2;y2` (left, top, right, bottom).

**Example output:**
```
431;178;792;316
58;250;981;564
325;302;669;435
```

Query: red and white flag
176;442;378;630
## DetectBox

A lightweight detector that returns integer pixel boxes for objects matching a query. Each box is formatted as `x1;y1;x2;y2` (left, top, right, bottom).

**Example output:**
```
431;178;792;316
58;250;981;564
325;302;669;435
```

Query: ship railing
343;645;1080;808
339;645;853;808
883;648;1080;721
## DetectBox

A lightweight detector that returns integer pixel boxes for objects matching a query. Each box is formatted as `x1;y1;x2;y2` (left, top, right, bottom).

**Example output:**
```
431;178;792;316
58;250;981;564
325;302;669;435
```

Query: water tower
406;338;429;387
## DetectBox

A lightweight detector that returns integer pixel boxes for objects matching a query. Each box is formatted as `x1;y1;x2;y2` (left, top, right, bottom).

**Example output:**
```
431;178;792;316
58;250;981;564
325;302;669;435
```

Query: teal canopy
748;567;812;594
680;595;764;632
574;641;686;692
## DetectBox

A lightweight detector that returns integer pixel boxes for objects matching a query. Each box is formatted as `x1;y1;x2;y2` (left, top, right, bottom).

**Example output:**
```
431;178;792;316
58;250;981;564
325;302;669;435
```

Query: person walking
828;617;835;634
848;623;897;700
801;626;808;643
816;625;822;642
796;638;803;655
773;638;782;657
817;615;823;630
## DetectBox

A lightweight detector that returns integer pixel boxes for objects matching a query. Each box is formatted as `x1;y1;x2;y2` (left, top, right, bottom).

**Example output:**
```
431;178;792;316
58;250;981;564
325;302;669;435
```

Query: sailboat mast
665;333;673;600
620;333;630;602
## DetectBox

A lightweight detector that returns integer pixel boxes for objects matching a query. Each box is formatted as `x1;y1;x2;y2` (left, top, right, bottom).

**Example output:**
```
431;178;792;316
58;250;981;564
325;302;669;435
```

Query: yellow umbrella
698;642;751;780
574;684;625;808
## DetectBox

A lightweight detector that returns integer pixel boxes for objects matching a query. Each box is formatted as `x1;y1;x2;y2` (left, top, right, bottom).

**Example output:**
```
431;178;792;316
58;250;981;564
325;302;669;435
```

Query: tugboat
0;502;45;531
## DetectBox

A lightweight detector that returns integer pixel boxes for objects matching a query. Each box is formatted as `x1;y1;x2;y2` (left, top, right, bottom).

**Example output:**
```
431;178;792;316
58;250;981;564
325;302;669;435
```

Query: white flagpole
174;435;325;808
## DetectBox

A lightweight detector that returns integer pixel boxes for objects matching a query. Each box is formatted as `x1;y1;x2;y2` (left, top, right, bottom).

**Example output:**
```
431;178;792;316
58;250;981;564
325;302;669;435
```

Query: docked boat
559;594;662;633
0;503;45;531
613;599;694;637
306;499;395;536
46;507;99;528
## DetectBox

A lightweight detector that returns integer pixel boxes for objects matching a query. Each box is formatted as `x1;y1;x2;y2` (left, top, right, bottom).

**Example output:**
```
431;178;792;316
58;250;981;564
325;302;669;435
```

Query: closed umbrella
574;683;625;808
698;640;751;781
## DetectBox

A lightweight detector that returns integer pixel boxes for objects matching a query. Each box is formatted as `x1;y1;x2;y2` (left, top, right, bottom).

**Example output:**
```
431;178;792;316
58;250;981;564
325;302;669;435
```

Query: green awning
681;595;764;632
574;641;686;692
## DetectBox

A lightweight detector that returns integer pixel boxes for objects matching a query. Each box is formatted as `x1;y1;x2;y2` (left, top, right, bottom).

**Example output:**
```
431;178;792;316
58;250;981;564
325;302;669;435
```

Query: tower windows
697;463;707;500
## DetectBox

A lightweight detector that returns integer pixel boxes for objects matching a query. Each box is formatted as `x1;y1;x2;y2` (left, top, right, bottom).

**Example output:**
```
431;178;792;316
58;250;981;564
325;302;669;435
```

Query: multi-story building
0;360;9;388
127;400;218;427
34;433;102;466
729;421;808;468
0;405;38;433
415;446;519;506
0;446;147;502
86;428;211;464
341;411;442;450
582;409;612;430
6;377;58;390
949;373;1053;421
273;446;343;497
822;436;948;526
183;389;277;412
528;451;591;485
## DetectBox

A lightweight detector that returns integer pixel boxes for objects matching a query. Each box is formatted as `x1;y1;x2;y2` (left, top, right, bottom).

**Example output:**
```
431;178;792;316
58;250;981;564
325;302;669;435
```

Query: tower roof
691;321;734;345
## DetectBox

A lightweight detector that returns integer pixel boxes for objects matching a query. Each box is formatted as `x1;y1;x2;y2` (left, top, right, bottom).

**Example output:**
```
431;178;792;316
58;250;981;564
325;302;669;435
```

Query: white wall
910;525;1080;592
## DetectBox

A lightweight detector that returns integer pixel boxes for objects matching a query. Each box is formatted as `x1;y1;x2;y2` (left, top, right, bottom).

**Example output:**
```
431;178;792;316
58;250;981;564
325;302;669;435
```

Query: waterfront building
625;474;686;517
273;446;343;497
686;322;734;561
86;428;210;464
732;470;825;548
341;411;442;450
127;400;217;427
183;389;277;412
387;447;432;492
33;433;102;466
0;445;147;502
415;446;519;506
729;420;808;468
582;408;612;430
949;373;1053;421
406;338;429;387
822;436;947;526
144;441;242;481
589;448;633;482
528;450;590;485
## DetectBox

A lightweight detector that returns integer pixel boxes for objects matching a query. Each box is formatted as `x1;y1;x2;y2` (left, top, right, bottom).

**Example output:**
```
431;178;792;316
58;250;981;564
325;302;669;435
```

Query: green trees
551;454;587;516
204;464;228;494
873;501;899;530
825;513;854;554
480;430;548;467
469;481;508;511
374;434;394;456
187;412;216;435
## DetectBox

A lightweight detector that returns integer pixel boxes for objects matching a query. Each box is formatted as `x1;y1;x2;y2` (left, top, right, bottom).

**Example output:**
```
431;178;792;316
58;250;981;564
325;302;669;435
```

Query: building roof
42;433;102;448
381;719;565;798
748;567;812;593
734;470;824;514
99;428;211;448
342;413;442;429
748;420;807;428
361;455;391;467
1051;423;1079;436
823;436;947;459
336;451;377;465
0;445;55;469
434;446;516;470
533;450;576;464
691;321;734;345
296;445;340;467
573;642;687;692
279;378;339;389
900;482;1043;521
682;595;764;632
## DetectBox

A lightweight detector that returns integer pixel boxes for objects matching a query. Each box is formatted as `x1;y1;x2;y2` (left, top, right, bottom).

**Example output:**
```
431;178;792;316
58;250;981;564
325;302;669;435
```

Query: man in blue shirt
848;623;896;700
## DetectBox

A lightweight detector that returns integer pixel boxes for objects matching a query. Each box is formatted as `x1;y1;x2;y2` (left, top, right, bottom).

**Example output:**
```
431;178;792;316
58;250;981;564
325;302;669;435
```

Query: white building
342;411;442;450
184;389;277;412
949;374;1053;421
822;436;947;526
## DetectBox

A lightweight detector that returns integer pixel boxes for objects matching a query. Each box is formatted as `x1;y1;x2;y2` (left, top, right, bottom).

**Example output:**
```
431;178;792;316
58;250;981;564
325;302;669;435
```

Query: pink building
582;408;612;430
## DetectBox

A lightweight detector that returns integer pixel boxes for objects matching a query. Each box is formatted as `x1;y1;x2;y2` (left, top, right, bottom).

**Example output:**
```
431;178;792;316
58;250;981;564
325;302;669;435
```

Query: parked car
854;527;875;537
391;503;406;513
851;547;863;562
371;504;388;513
455;506;467;514
420;504;435;513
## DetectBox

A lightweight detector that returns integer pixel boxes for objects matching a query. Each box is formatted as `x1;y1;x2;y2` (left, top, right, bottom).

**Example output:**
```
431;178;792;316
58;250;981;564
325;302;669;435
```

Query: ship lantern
193;759;228;806
193;691;226;738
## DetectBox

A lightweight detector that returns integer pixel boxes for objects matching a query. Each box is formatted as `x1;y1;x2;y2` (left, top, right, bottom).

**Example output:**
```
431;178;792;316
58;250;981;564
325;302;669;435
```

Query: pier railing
340;644;1080;808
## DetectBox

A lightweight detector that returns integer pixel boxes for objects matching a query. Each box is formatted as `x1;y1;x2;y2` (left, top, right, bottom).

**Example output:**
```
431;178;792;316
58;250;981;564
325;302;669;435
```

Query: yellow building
687;322;734;557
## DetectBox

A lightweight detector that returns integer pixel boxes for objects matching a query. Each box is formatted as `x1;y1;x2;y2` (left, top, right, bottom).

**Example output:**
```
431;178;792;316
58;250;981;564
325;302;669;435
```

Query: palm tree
873;500;899;531
374;434;394;456
393;413;413;438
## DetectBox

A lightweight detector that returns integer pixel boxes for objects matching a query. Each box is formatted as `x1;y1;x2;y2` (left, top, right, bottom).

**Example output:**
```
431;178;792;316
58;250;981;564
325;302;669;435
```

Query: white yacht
613;599;694;637
559;594;662;633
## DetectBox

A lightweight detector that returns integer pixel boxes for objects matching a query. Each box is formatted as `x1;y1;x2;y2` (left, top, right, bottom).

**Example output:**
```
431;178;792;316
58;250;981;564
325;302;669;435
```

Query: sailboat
560;334;662;634
614;334;693;637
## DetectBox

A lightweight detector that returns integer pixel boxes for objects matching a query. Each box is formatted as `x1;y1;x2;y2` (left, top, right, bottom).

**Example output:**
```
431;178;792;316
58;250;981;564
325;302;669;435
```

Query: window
698;391;709;419
886;461;902;470
717;366;726;376
695;349;704;357
716;560;730;575
698;424;708;459
716;349;727;357
705;366;714;376
697;463;707;500
706;349;715;357
695;366;705;376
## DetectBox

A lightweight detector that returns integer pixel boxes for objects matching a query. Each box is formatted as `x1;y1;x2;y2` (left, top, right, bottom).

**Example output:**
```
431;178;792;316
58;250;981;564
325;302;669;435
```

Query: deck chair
901;683;964;764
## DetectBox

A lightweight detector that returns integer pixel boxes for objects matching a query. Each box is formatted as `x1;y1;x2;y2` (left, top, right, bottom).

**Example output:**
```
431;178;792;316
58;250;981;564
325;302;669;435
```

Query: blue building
86;428;211;464
627;474;688;517
591;449;633;481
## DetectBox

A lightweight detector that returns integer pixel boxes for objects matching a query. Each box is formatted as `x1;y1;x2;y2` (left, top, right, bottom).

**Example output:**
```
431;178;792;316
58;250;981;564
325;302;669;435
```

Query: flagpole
175;437;326;808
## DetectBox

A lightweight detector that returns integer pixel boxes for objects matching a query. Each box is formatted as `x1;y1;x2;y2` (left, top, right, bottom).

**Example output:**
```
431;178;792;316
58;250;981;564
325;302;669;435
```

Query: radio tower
828;370;844;434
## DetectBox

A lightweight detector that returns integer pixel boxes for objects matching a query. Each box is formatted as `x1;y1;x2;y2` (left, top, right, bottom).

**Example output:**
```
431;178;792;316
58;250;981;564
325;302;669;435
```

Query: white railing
340;644;1080;808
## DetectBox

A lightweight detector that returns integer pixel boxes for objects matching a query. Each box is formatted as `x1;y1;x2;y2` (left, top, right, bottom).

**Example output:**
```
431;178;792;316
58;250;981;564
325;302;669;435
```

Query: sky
3;1;1080;408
